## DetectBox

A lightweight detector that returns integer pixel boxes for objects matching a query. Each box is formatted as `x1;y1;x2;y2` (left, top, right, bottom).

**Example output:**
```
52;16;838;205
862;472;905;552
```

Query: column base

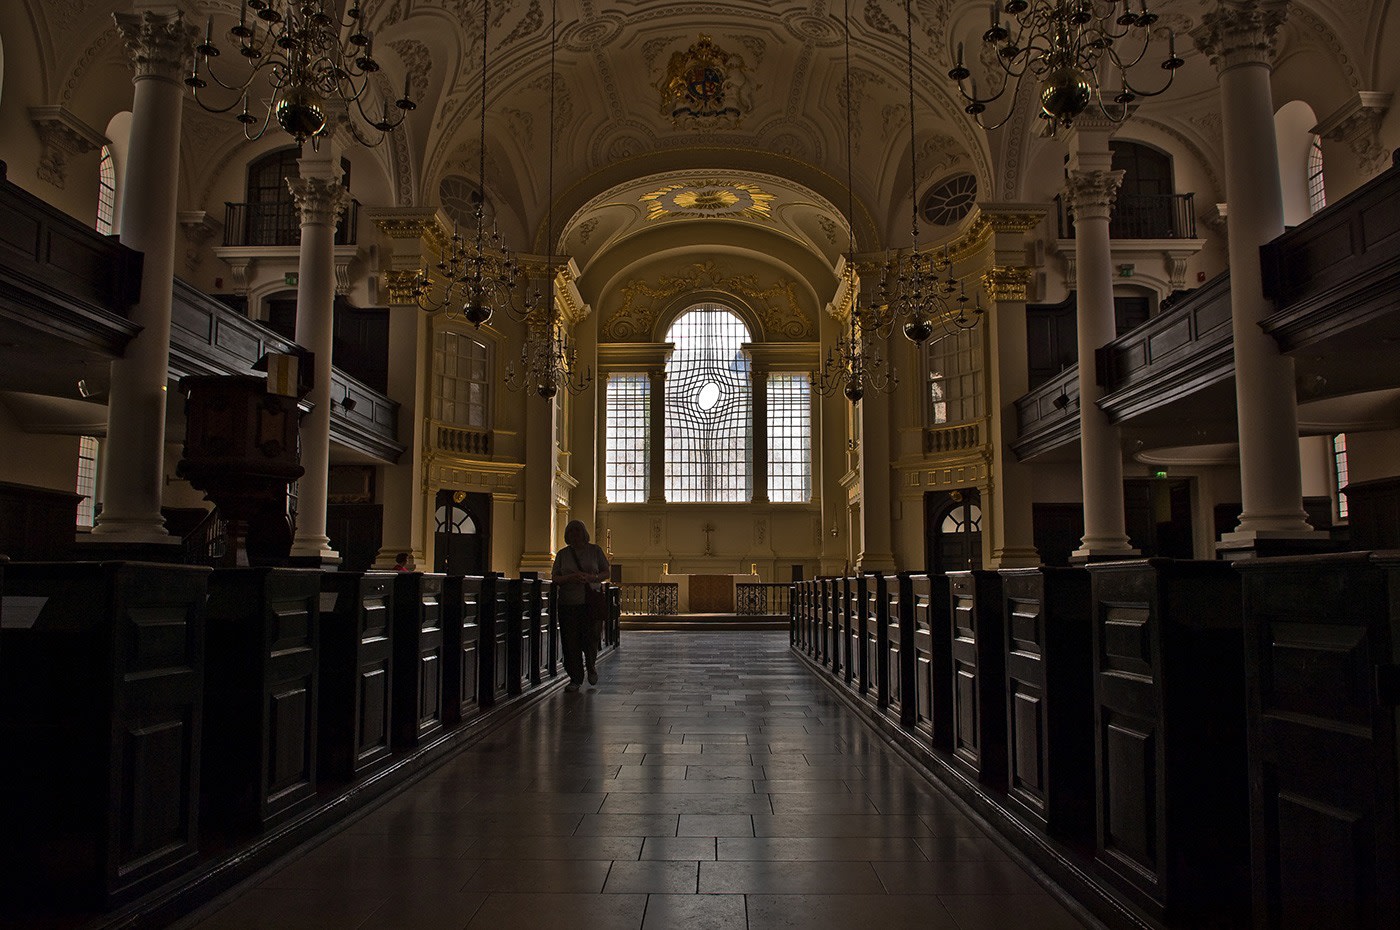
519;551;555;576
87;514;172;546
289;535;341;567
1069;546;1140;564
1215;529;1334;561
372;547;424;572
856;553;897;574
73;536;183;563
989;547;1042;570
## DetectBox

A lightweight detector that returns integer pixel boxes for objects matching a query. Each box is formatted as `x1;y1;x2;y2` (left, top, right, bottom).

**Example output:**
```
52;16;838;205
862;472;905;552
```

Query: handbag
570;547;608;643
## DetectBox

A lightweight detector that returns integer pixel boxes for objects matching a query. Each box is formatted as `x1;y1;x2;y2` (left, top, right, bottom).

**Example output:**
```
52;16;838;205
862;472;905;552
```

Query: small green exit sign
284;272;299;287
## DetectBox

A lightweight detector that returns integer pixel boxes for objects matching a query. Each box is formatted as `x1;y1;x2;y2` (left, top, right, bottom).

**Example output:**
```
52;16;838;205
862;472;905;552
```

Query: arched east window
663;305;752;503
95;145;116;235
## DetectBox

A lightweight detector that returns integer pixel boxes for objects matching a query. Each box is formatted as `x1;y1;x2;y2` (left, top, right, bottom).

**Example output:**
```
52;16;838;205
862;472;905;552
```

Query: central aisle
186;633;1092;930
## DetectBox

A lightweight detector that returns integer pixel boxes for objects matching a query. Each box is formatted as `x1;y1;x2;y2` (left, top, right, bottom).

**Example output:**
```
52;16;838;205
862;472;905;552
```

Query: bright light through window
767;373;811;503
664;306;752;503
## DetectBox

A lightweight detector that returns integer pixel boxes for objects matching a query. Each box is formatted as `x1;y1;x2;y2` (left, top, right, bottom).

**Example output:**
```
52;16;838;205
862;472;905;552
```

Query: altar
659;571;761;613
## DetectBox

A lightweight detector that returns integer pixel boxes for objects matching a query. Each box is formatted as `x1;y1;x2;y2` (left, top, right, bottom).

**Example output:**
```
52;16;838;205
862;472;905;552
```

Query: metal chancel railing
617;583;680;616
736;583;792;617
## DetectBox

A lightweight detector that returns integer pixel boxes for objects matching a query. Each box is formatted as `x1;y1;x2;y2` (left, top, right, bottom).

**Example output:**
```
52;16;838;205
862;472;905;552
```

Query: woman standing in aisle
551;520;610;692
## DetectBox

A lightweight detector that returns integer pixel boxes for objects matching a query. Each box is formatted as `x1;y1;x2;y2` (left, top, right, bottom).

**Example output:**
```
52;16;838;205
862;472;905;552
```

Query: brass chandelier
412;0;521;328
186;1;415;146
948;0;1185;133
505;0;591;400
885;0;985;345
813;0;898;405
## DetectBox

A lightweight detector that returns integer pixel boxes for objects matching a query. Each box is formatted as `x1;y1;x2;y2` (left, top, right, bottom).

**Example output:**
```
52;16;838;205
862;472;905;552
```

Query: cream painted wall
0;400;80;493
1343;428;1400;484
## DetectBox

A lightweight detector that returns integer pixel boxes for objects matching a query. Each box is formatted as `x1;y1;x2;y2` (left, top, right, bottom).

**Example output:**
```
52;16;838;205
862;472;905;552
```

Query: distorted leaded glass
664;306;752;502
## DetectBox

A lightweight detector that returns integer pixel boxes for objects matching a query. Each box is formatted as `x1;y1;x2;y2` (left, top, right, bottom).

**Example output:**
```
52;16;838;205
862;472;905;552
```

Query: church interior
1;0;1398;927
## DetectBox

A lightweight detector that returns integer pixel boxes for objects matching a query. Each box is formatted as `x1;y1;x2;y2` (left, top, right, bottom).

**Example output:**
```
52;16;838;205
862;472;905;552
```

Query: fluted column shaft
288;149;351;563
91;8;195;544
1066;126;1136;559
1196;0;1321;548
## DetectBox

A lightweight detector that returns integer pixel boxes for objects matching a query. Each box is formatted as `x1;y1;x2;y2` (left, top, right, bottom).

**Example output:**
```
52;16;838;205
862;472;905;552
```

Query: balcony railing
223;199;359;247
1055;192;1197;240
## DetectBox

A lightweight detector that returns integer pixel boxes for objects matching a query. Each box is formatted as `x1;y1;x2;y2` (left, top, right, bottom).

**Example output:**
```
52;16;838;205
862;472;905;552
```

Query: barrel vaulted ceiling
14;0;1400;293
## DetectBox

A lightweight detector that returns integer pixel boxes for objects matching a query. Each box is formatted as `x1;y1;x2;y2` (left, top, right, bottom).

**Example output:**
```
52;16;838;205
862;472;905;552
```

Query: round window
921;173;978;226
696;381;722;411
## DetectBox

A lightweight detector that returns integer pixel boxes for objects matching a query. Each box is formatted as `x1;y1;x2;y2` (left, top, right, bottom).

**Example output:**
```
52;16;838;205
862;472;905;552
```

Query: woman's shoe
565;682;581;692
587;668;598;685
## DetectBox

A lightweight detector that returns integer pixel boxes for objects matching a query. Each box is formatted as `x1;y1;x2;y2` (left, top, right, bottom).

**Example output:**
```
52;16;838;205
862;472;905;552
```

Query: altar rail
617;582;679;615
736;582;792;616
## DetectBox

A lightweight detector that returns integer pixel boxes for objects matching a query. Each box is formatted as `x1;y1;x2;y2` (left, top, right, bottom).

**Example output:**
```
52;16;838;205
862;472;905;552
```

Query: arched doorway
434;490;490;575
925;488;983;574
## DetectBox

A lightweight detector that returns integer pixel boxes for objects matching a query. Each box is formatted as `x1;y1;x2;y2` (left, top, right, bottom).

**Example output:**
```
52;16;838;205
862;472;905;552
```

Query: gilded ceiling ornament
657;35;754;129
640;181;775;221
605;261;810;341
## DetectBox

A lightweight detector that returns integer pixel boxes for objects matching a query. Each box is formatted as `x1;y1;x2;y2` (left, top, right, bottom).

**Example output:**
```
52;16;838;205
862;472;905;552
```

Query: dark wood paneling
909;573;953;749
1343;476;1400;550
0;562;208;911
1086;559;1248;924
390;572;445;751
846;575;863;691
1237;551;1400;930
948;571;1007;790
0;481;81;560
318;572;394;781
861;573;887;710
885;575;910;728
999;567;1094;849
442;574;487;725
202;568;321;838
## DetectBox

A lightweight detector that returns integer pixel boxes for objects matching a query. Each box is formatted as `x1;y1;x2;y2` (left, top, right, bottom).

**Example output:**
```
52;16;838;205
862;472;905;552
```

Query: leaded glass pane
606;374;649;503
926;327;983;425
767;373;811;503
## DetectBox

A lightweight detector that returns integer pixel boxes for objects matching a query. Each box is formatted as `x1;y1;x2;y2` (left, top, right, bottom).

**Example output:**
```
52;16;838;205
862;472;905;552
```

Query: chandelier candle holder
505;0;590;399
813;0;898;405
413;203;521;328
505;289;592;400
814;275;898;403
411;0;521;328
948;0;1185;132
185;1;414;145
887;0;985;345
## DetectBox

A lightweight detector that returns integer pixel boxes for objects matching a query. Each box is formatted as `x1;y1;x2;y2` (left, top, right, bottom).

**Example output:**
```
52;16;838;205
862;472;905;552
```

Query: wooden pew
389;572;445;751
318;571;395;782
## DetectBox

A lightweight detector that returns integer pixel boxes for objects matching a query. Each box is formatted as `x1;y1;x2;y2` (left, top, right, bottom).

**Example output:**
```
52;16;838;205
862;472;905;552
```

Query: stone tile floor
180;632;1094;930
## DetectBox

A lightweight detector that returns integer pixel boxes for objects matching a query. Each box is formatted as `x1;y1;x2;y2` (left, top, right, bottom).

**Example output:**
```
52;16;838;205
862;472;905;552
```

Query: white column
1196;0;1326;553
1066;123;1137;559
288;147;351;563
856;328;896;573
367;211;437;571
977;204;1048;568
90;8;195;546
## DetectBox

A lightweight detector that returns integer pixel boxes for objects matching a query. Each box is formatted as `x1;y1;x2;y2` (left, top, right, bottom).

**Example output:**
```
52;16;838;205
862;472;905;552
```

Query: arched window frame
663;304;754;503
96;145;116;235
1307;134;1327;215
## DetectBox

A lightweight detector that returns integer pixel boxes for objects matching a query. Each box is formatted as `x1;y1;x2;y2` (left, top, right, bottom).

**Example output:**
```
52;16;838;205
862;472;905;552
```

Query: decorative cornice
113;9;197;83
1064;169;1125;222
288;176;353;228
178;210;223;273
1192;0;1290;72
383;269;422;306
982;266;1035;302
604;260;810;341
29;106;108;189
368;209;440;241
1313;91;1393;176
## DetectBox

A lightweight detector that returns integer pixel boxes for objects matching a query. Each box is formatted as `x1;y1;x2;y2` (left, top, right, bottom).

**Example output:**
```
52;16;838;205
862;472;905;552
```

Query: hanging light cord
477;0;489;259
905;0;919;252
844;0;855;272
547;0;557;318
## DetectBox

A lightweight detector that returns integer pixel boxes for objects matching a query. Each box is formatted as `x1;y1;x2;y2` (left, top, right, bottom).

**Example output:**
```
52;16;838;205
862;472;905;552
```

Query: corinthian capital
981;266;1035;303
287;177;353;228
1064;169;1125;223
113;9;197;83
1192;0;1290;72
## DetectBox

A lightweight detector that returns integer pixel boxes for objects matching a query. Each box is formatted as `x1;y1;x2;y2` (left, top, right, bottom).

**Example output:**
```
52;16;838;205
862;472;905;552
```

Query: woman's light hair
564;519;590;544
